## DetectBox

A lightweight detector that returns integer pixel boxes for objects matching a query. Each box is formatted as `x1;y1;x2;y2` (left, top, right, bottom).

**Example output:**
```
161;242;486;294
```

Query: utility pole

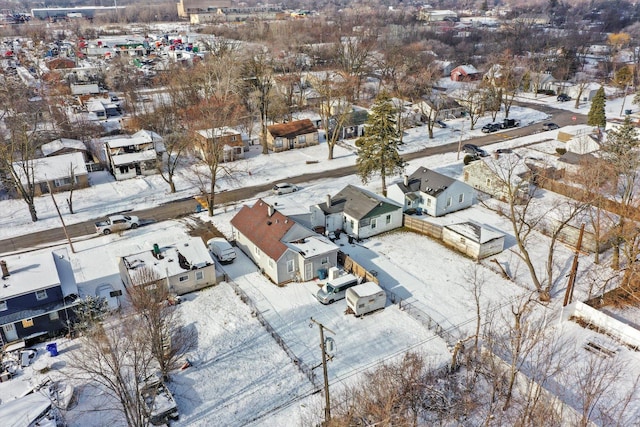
310;317;335;425
47;181;75;253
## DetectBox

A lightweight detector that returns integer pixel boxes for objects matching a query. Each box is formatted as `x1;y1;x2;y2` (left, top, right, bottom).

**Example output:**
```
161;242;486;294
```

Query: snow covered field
2;92;640;425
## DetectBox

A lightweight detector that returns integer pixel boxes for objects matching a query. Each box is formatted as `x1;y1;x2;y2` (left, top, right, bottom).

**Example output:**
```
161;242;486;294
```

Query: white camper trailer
346;282;386;316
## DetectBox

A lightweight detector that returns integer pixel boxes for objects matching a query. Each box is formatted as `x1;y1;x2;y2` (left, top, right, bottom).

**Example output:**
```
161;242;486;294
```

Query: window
371;218;377;229
287;259;295;273
349;220;354;229
269;259;275;269
321;257;329;265
254;245;261;258
53;177;74;187
195;271;204;281
386;214;391;224
231;135;237;141
486;178;491;186
446;197;452;207
22;318;34;328
179;274;189;282
0;301;6;311
298;135;306;144
274;138;283;148
426;198;431;207
49;311;59;320
458;194;464;203
36;289;47;301
119;166;129;174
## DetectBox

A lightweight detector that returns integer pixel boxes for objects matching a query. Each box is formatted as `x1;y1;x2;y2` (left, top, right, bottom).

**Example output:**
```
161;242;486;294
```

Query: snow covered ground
2;92;640;425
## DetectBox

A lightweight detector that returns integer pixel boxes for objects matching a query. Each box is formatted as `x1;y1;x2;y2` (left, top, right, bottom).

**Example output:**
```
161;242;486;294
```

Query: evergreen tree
355;93;405;196
588;86;607;128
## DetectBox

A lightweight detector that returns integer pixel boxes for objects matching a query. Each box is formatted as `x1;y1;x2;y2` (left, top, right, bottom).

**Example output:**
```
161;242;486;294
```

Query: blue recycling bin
46;343;58;357
317;268;327;280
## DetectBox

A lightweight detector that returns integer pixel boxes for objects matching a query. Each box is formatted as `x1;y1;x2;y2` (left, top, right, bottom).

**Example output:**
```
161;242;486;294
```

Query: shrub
556;147;567;155
463;154;478;165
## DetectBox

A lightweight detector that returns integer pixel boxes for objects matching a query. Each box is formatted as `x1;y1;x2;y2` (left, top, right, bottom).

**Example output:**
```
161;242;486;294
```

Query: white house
118;237;217;296
231;199;339;285
103;130;164;180
309;185;403;239
388;168;474;217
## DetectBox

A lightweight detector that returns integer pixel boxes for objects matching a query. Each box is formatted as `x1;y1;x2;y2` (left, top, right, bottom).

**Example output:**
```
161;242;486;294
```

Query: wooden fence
403;214;443;239
338;251;379;285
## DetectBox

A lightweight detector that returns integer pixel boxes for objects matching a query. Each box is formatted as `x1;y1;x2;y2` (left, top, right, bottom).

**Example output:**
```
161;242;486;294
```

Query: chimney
267;204;274;217
0;260;8;279
403;175;409;186
326;194;332;207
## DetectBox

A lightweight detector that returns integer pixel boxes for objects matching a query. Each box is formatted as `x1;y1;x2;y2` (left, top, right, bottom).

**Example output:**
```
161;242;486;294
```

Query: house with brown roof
450;64;482;82
266;119;319;153
230;199;339;285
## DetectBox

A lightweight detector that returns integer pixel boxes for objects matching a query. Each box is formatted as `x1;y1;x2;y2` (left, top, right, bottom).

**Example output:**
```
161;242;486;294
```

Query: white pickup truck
95;215;140;235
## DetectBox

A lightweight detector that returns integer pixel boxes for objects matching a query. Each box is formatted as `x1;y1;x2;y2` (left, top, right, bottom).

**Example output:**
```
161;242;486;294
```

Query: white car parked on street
272;183;299;195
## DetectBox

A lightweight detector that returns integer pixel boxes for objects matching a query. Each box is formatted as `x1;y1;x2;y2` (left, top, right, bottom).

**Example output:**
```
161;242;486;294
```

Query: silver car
272;183;299;195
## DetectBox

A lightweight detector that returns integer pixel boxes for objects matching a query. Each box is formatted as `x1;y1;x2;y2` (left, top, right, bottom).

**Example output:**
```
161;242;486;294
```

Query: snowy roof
111;150;157;166
13;152;87;185
105;135;155;149
0;391;52;427
196;126;241;139
132;129;163;142
41;138;87;156
350;281;383;298
0;251;62;300
121;236;213;279
285;234;338;259
445;221;504;244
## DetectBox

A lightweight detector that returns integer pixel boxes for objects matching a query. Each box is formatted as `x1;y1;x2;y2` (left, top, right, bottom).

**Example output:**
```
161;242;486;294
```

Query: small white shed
442;221;505;260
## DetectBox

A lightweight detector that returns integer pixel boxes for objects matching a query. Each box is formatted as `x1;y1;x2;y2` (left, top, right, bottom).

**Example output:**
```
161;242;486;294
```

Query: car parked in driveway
272;183;299;195
435;120;447;128
542;122;560;131
557;94;571;102
207;237;237;263
462;144;488;157
481;123;501;133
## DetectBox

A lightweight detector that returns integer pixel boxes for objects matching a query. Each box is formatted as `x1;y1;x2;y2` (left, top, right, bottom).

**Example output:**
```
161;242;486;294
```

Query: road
0;102;583;253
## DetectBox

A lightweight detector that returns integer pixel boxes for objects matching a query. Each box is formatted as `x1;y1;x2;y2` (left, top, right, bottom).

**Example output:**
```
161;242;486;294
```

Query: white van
316;273;359;304
207;237;237;263
346;282;386;316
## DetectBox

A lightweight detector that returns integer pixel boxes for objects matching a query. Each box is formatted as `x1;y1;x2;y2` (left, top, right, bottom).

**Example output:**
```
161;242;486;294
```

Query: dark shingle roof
397;168;456;196
318;185;401;220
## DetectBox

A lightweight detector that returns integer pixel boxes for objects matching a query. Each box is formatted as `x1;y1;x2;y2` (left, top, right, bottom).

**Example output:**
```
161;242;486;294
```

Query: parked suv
462;144;488;157
542;122;560;131
481;123;501;133
557;94;571;102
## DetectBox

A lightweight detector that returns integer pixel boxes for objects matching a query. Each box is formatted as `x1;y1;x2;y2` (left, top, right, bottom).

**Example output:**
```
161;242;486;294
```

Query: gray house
442;221;505;260
310;185;403;239
231;199;339;285
388;168;474;217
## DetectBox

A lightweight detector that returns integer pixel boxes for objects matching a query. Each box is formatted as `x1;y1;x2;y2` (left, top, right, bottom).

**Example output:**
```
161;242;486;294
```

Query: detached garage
442;221;505;260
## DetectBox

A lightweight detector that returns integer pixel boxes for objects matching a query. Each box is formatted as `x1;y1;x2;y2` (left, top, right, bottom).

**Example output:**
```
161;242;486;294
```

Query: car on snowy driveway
272;183;299;195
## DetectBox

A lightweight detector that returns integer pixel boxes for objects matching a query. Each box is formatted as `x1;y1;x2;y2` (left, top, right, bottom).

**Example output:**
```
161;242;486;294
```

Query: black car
462;143;488;157
557;94;571;102
542;122;560;131
481;123;501;133
435;120;447;128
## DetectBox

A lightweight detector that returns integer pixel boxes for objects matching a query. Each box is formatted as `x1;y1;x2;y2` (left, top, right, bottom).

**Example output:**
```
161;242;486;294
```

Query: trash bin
46;343;58;357
317;268;327;280
625;109;632;115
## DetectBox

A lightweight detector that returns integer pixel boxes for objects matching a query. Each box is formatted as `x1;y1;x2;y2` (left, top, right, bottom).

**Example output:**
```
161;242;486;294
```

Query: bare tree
128;267;196;382
453;84;486;130
67;322;153;427
309;71;356;160
188;96;246;216
0;79;48;222
242;48;275;154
